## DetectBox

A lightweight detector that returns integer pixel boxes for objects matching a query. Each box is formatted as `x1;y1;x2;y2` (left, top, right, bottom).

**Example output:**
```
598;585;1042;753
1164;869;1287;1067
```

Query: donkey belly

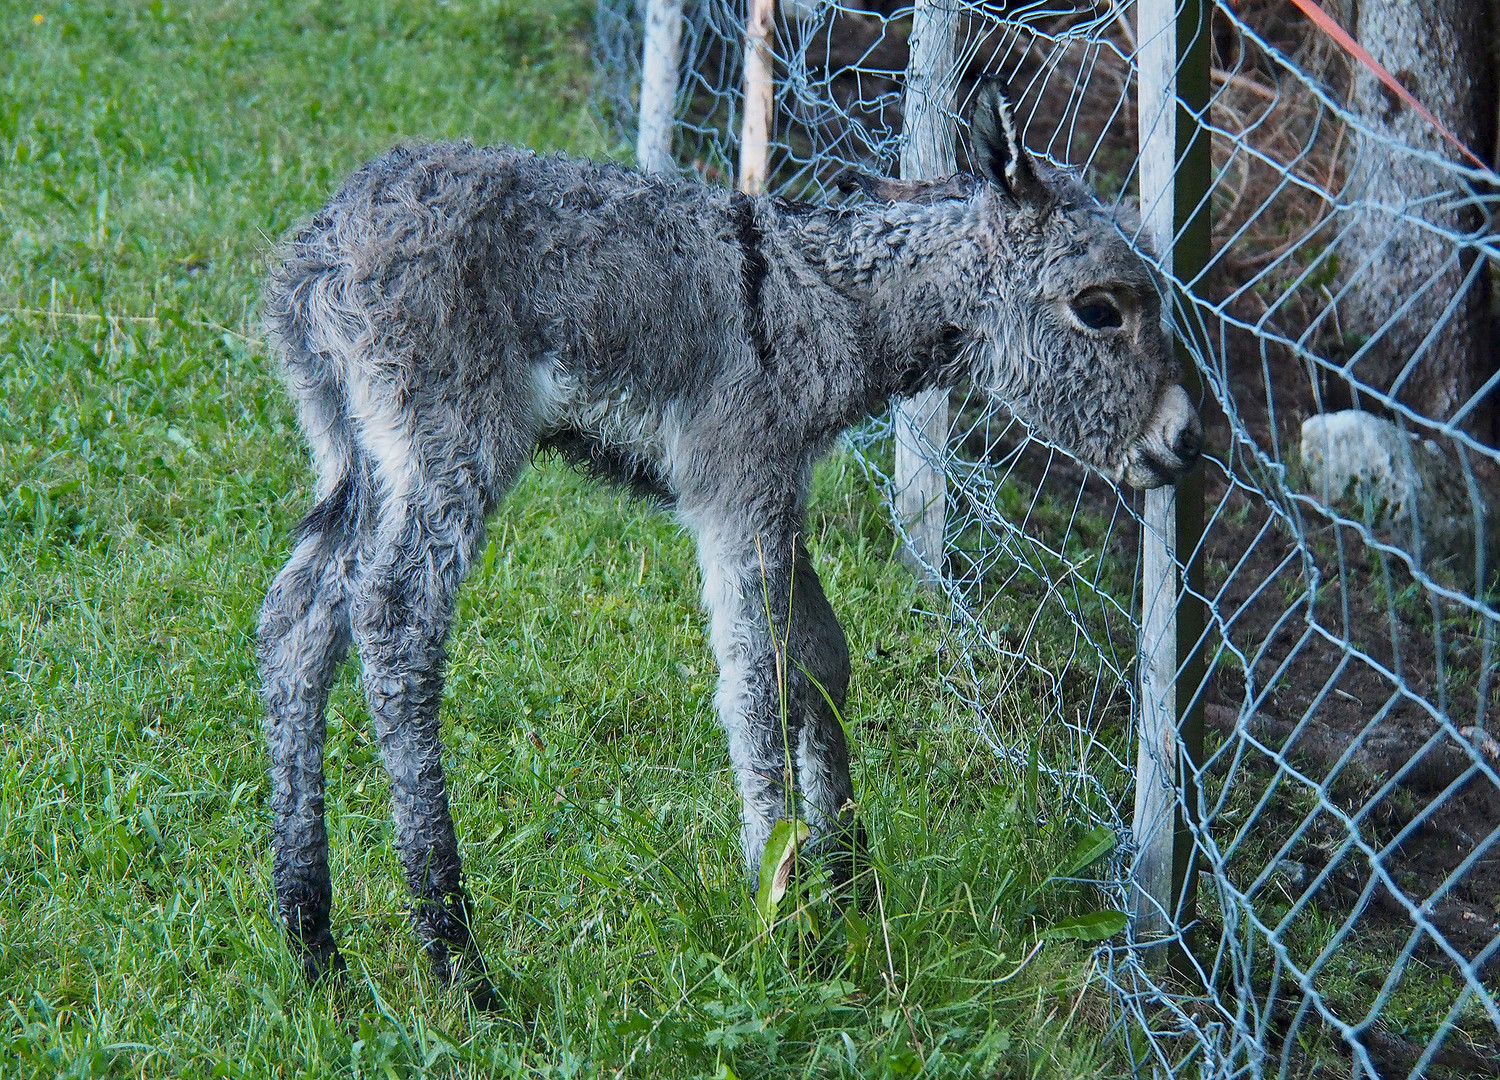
537;429;674;506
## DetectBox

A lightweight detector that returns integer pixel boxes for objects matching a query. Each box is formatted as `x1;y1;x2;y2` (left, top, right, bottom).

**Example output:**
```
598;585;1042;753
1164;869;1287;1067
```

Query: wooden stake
893;0;958;582
738;0;776;194
636;0;685;175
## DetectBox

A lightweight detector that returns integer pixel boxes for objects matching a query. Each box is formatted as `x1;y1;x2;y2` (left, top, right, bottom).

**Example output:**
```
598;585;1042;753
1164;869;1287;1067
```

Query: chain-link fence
594;2;1500;1075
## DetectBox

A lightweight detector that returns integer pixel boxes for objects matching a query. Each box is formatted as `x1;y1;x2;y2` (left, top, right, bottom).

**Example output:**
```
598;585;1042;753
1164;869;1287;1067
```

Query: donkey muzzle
1123;385;1202;489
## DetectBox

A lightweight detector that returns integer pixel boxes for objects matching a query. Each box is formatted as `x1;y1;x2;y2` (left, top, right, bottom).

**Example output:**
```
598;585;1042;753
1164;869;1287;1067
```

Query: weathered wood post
1131;0;1209;956
738;0;777;195
893;0;958;582
636;0;685;175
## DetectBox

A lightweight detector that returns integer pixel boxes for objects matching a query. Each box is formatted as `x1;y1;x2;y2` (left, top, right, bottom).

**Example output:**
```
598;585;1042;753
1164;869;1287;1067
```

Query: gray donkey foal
258;82;1201;998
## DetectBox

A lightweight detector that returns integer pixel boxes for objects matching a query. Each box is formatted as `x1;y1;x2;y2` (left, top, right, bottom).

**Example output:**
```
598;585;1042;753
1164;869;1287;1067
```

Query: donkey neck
791;194;1017;401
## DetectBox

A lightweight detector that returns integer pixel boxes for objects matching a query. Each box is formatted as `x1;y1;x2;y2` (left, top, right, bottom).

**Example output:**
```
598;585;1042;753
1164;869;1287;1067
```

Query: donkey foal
258;82;1200;997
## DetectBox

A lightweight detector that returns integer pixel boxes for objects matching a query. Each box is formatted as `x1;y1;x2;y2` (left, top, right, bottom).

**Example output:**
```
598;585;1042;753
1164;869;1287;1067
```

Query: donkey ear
838;171;900;201
967;77;1049;209
839;171;972;204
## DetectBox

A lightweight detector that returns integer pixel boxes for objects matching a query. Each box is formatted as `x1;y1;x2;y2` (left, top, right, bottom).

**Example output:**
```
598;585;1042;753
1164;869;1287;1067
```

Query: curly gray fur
257;83;1199;997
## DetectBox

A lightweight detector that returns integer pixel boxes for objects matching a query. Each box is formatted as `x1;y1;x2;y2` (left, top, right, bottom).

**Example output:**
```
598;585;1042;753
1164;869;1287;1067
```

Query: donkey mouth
1126;446;1194;489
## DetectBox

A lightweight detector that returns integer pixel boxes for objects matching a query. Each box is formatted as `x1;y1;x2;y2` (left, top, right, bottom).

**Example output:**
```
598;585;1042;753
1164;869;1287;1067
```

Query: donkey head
867;80;1202;488
969;79;1200;487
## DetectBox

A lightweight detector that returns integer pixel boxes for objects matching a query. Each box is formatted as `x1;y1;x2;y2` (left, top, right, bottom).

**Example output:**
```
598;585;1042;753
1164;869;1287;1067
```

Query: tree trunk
1336;0;1496;430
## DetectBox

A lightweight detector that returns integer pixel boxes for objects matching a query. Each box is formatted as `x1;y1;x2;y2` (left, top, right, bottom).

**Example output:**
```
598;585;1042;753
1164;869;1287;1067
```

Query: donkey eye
1072;299;1123;330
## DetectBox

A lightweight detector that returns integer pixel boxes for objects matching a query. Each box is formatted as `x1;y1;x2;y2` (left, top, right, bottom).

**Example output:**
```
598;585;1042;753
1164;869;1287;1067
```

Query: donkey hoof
433;952;503;1013
421;933;500;1008
466;974;503;1013
423;941;463;985
300;940;348;986
804;816;869;904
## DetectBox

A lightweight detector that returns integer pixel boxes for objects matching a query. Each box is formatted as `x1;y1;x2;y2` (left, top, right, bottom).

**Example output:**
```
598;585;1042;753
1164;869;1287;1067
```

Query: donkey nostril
1173;421;1202;462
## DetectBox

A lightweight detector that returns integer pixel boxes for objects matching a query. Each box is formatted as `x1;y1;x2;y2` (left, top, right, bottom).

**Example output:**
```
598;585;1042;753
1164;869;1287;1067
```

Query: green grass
0;3;1121;1075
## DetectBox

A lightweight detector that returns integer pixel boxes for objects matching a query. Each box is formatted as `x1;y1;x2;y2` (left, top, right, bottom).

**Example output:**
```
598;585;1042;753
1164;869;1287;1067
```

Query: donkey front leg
694;520;857;883
785;541;863;888
350;490;495;1004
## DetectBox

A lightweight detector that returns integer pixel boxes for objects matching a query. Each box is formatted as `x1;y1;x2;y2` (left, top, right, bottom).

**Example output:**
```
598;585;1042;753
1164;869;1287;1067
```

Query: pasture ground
0;2;1122;1077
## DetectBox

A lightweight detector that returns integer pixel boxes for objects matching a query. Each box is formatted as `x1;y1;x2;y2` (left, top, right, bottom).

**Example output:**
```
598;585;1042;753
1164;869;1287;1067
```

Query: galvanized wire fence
595;1;1500;1075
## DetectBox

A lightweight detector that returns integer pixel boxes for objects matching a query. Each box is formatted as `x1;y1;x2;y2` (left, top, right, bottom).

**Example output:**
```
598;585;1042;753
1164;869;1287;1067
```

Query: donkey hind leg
350;469;499;1004
258;475;366;983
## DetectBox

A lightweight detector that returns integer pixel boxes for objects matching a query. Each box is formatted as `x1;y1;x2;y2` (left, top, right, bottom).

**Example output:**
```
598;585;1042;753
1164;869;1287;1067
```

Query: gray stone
1300;410;1480;564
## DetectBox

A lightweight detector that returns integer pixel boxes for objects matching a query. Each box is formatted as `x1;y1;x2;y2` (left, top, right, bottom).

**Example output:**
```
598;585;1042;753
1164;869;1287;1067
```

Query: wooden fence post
1132;0;1209;955
893;0;958;582
636;0;685;175
739;0;777;194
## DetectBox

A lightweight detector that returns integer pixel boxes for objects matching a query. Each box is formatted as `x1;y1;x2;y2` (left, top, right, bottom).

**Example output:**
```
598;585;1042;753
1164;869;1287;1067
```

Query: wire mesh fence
594;2;1500;1075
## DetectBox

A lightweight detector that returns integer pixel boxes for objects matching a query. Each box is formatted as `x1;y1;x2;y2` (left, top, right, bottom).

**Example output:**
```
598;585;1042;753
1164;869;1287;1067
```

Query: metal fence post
893;0;957;582
636;0;685;175
1132;0;1209;953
